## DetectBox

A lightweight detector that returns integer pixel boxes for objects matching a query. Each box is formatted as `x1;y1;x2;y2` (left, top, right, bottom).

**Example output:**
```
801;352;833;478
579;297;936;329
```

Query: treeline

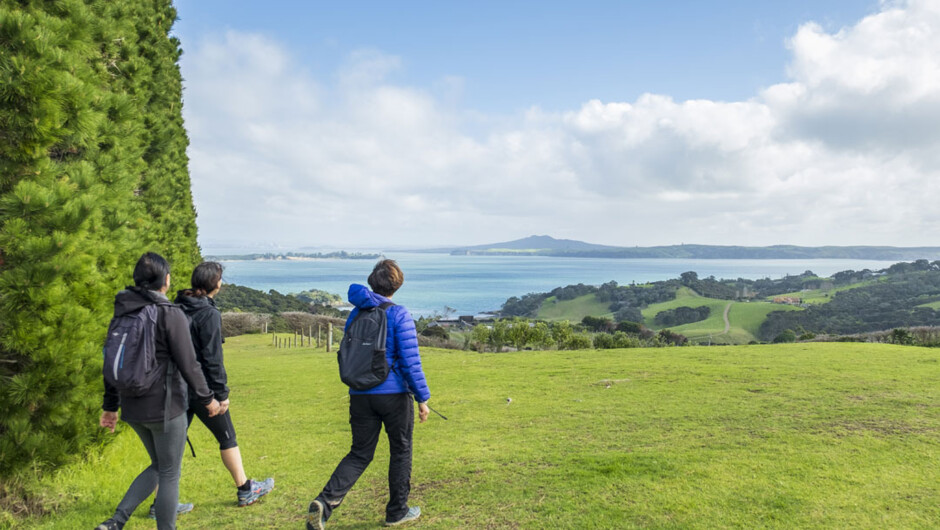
207;251;380;261
516;245;940;260
1;0;200;490
501;281;677;321
654;306;710;327
216;284;348;319
759;265;940;341
416;316;688;353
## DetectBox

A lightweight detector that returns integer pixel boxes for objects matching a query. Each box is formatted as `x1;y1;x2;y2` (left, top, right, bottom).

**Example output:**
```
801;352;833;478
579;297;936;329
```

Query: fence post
327;323;333;352
317;325;321;348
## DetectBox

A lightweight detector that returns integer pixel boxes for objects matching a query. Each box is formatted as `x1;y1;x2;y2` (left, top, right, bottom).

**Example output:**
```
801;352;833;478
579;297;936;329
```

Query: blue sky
172;1;939;250
175;1;876;112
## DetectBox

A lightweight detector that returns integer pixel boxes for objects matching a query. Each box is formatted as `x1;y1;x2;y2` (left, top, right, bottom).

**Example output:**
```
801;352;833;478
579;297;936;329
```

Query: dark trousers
187;402;238;450
317;393;414;522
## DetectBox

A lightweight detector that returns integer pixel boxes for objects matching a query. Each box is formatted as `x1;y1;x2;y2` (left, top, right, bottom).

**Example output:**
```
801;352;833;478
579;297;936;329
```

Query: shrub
773;329;797;343
564;334;593;350
221;312;271;337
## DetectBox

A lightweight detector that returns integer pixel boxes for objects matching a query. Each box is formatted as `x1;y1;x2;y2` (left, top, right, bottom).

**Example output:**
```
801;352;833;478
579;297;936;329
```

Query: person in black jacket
174;261;274;506
97;253;221;530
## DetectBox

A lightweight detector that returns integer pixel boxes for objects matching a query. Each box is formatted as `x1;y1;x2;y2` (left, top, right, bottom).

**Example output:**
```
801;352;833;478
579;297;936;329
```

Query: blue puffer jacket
345;284;431;403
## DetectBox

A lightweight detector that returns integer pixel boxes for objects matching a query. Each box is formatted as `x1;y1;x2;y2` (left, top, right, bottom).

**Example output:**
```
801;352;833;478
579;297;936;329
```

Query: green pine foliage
0;0;200;492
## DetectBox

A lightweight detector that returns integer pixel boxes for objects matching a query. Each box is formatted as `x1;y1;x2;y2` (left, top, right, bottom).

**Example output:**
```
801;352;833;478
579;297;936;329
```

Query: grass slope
537;294;614;321
16;336;939;529
640;288;800;344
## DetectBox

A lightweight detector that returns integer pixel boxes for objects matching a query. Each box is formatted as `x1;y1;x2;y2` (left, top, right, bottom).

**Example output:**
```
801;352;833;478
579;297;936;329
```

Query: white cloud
182;0;940;249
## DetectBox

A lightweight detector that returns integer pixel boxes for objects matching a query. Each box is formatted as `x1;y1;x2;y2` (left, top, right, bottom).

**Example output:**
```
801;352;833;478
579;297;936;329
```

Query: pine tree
0;0;201;489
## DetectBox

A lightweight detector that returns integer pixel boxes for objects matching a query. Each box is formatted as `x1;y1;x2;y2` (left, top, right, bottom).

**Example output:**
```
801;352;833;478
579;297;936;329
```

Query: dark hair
133;252;170;290
183;261;224;297
368;259;404;297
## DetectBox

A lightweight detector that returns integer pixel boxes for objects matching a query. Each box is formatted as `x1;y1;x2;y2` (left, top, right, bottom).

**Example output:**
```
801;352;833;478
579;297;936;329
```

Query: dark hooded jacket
174;290;229;401
102;287;214;423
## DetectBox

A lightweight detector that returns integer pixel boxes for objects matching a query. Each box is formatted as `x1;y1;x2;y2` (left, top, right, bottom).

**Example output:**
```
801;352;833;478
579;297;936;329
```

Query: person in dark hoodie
174;261;274;506
307;259;431;529
97;252;221;530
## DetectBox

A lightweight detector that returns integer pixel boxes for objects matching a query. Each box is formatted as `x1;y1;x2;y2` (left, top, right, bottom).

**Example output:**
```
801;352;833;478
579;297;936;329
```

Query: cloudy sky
172;0;939;251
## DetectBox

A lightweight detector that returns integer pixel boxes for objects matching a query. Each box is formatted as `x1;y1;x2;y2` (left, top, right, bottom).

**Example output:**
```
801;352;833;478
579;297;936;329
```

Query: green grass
639;288;801;344
13;336;940;529
537;294;614;321
917;300;940;310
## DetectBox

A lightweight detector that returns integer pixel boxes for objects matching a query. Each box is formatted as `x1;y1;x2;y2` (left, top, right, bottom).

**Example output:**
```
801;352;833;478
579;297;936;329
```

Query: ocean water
212;252;896;318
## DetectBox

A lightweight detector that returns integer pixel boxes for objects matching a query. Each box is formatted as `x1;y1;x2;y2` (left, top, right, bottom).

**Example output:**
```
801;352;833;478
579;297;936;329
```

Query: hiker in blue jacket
307;259;431;529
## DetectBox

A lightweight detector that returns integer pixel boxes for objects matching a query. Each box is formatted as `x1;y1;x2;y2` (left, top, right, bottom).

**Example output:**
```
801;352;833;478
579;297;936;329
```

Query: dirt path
721;302;732;334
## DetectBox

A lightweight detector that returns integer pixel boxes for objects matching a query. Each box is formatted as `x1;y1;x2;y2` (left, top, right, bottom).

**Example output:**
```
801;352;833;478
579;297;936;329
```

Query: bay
213;252;896;318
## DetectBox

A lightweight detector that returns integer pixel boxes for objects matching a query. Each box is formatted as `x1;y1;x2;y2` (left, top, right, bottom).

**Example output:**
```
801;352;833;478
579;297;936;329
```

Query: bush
564;334;594;350
773;329;797;343
221;312;271;337
658;329;688;346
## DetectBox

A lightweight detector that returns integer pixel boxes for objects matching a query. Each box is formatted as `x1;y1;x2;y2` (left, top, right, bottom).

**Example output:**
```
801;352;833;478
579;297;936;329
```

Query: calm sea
210;252;896;318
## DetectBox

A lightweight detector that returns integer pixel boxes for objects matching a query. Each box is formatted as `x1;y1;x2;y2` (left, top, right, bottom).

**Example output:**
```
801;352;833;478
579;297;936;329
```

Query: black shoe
306;499;326;530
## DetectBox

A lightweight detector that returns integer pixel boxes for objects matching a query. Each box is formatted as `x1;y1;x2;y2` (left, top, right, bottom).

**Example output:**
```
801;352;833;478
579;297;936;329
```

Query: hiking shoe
147;502;194;519
306;499;326;530
385;506;421;526
237;477;275;507
94;519;123;530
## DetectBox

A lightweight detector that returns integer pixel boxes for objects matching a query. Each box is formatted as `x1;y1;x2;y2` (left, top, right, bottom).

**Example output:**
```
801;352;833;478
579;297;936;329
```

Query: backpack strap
153;300;177;434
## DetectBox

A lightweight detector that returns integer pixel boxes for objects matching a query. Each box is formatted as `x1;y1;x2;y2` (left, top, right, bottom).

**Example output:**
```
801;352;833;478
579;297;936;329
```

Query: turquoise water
213;252;895;317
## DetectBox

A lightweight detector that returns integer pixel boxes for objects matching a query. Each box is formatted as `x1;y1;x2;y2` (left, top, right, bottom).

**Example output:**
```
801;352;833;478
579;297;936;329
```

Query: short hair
185;261;224;297
368;259;404;297
133;252;170;290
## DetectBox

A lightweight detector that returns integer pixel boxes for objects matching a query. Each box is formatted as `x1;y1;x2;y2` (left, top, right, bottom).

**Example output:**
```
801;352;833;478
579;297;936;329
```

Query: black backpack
103;302;169;396
338;302;394;390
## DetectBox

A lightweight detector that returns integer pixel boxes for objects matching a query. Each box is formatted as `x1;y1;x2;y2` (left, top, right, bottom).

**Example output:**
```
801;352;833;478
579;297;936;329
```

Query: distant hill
450;235;618;254
434;236;940;260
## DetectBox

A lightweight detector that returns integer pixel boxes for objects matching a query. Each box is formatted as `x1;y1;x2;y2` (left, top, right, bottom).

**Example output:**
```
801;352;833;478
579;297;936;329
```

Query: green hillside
537;294;614;321
13;335;939;528
639;287;801;344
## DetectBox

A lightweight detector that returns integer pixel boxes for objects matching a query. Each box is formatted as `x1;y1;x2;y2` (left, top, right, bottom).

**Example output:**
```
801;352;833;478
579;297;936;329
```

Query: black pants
187;401;238;450
316;393;414;522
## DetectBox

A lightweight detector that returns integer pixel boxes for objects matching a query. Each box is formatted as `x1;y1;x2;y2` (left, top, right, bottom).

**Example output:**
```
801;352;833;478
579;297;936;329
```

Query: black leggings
187;402;238;450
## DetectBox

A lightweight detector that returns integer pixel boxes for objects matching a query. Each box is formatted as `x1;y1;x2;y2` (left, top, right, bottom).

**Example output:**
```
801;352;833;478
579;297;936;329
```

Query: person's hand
418;402;430;423
206;398;221;417
100;411;118;433
218;399;230;415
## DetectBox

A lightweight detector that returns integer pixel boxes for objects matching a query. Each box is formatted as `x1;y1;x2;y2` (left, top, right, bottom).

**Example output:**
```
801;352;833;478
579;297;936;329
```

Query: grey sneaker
306;499;326;530
237;477;274;507
94;519;122;530
147;502;193;519
385;506;421;526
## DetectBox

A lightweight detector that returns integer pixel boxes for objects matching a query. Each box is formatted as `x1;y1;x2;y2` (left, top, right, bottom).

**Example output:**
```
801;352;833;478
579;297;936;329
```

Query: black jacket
174;291;229;401
102;287;214;423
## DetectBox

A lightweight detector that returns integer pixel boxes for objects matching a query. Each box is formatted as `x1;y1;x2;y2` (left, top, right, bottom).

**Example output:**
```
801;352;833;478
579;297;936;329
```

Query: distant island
427;235;940;261
207;251;381;261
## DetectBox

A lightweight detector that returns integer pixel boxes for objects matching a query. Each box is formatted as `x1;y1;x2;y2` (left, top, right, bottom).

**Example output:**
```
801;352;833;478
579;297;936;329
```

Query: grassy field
639;288;801;344
537;294;614;321
12;335;940;529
